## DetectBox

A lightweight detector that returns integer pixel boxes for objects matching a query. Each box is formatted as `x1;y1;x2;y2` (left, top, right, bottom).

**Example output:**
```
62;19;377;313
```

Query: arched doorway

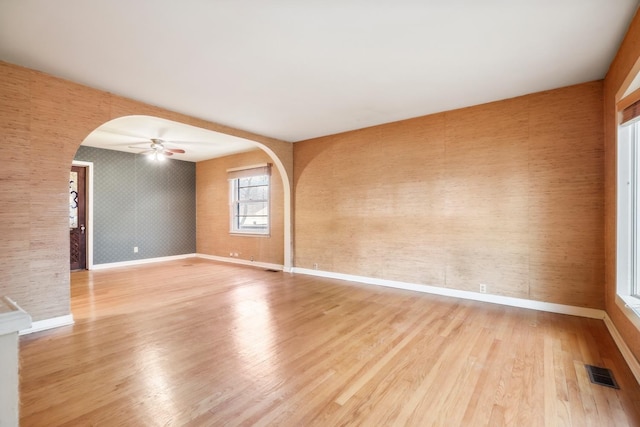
1;62;294;331
72;115;293;272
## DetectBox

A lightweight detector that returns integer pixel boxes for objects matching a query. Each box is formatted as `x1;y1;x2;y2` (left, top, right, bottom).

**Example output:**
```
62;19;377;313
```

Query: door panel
70;166;86;271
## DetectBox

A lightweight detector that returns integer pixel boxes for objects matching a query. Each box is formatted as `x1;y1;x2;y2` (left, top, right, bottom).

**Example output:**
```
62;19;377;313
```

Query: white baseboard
292;268;606;319
19;314;74;335
196;253;284;271
91;253;197;270
603;314;640;385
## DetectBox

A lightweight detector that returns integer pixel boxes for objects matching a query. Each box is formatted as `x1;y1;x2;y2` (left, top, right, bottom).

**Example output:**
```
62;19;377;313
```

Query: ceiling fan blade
139;150;155;155
165;148;185;154
163;151;174;156
128;145;152;150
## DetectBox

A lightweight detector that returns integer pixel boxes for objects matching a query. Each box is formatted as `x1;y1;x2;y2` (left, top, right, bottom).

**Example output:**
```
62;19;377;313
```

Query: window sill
615;294;640;331
229;232;271;238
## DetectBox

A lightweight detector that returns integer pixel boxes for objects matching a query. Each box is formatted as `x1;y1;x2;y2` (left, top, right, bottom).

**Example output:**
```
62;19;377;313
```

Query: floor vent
585;365;619;389
265;269;279;272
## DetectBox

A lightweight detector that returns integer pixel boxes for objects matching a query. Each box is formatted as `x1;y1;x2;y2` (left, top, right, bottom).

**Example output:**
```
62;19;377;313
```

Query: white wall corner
0;297;31;335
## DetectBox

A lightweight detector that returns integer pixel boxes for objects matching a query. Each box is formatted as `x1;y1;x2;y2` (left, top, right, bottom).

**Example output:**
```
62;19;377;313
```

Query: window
228;164;271;235
618;119;640;316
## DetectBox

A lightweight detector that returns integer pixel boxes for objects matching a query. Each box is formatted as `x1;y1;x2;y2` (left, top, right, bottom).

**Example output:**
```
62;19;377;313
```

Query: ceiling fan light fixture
129;137;184;162
147;150;165;162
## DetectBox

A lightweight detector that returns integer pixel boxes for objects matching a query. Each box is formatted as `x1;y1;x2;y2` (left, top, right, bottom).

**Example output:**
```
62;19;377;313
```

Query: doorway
70;161;94;271
69;165;87;270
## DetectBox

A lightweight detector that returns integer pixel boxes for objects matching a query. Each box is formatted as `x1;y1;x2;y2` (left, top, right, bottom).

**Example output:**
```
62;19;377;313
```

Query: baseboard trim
91;254;197;270
19;314;74;335
603;314;640;385
291;268;606;320
196;253;284;271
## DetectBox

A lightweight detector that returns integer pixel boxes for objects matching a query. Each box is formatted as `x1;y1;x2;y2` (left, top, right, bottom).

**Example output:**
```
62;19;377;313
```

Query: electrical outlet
479;284;487;293
229;252;233;257
313;263;319;270
134;247;138;253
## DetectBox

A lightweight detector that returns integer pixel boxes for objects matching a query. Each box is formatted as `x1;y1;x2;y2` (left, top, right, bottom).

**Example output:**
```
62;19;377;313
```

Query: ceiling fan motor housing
150;139;164;150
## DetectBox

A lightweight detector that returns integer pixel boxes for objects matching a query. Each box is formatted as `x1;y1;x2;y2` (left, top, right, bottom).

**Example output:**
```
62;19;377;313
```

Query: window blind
621;99;640;124
226;163;271;180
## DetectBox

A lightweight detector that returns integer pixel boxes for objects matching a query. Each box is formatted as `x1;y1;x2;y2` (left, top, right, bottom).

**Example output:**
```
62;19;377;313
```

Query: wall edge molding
91;254;197;270
196;253;284;271
603;313;640;385
0;297;31;335
291;267;606;319
19;314;74;336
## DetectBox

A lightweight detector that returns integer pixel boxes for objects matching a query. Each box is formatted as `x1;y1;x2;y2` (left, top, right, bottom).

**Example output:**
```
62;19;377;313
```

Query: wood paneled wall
0;61;292;322
294;81;604;309
604;10;640;364
196;150;284;265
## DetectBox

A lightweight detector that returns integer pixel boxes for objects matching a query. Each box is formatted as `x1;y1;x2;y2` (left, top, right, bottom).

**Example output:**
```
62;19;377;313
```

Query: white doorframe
72;160;94;270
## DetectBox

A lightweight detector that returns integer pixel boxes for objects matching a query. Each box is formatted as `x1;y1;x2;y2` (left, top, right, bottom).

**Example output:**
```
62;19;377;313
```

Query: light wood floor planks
19;259;640;426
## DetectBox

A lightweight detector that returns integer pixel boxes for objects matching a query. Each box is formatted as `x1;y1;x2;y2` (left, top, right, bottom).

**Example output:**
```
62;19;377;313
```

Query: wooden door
70;166;86;271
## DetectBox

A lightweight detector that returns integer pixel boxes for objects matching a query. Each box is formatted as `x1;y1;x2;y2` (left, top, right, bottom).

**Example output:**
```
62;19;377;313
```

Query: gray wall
74;146;196;264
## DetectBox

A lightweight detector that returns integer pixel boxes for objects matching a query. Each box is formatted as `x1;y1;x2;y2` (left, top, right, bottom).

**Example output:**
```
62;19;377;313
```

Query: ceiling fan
128;138;186;160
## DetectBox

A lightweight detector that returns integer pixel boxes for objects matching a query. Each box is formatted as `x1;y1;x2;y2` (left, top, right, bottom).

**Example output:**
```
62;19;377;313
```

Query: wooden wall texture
0;61;292;322
6;18;640;366
294;81;604;309
196;150;285;265
604;10;640;365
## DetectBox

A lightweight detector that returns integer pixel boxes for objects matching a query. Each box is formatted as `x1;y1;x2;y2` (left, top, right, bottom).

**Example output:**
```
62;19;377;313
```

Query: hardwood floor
19;259;640;426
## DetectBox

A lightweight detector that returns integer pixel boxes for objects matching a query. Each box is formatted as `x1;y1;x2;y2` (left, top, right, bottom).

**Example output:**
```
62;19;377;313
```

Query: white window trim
228;166;271;236
616;121;640;329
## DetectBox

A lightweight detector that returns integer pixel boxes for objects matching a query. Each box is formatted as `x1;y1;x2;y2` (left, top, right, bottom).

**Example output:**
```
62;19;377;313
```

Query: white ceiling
1;1;638;145
83;116;259;162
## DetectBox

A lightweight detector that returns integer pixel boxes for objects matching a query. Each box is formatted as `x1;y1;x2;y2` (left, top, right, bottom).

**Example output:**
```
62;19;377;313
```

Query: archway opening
70;115;292;273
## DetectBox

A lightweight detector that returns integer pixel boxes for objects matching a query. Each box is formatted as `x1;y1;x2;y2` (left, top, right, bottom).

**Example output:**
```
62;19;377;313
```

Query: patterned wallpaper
74;146;196;264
